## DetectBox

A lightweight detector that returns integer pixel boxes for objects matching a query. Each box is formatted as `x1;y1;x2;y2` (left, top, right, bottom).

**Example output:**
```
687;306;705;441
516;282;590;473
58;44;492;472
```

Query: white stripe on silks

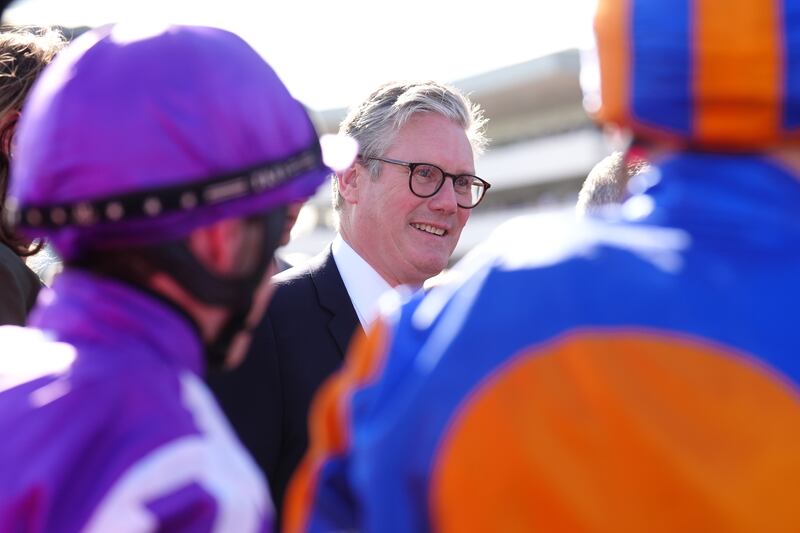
83;372;271;533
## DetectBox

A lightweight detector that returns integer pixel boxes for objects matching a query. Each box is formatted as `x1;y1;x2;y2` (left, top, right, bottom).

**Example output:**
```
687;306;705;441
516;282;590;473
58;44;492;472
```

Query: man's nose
428;177;459;213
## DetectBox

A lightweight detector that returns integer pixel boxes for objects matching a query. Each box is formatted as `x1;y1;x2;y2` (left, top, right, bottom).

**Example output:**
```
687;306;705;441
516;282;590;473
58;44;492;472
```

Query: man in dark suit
209;79;491;516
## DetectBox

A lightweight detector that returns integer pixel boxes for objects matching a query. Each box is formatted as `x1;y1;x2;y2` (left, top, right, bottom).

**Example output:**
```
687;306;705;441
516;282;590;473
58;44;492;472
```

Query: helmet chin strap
141;207;287;369
204;306;252;370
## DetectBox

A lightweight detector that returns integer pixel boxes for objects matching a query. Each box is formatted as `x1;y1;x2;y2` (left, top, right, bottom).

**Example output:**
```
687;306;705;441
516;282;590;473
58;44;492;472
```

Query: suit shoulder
272;248;333;286
0;246;40;325
266;260;325;319
272;263;314;287
0;245;38;289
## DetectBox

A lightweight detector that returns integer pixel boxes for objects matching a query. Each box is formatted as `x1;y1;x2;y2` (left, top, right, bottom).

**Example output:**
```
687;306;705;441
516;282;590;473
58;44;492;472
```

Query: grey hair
576;151;649;216
332;80;488;211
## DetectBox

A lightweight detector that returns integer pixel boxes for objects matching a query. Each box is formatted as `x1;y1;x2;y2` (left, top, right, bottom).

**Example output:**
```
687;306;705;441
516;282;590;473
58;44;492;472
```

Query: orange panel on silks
693;0;783;146
284;321;392;533
430;332;800;533
592;0;631;128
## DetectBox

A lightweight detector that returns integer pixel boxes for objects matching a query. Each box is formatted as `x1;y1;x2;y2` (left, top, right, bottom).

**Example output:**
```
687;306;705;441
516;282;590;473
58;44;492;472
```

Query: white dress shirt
331;234;392;328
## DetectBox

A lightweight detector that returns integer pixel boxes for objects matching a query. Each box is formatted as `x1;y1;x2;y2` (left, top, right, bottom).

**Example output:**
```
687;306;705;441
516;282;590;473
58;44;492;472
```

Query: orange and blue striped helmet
590;0;800;150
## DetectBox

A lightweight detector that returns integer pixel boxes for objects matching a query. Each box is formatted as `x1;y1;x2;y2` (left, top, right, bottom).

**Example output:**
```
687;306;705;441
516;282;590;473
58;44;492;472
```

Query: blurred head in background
0;25;64;257
576;150;649;216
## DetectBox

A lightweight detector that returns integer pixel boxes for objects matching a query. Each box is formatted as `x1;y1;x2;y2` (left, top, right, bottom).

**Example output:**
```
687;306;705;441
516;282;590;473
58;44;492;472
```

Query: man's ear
186;218;243;275
337;162;362;205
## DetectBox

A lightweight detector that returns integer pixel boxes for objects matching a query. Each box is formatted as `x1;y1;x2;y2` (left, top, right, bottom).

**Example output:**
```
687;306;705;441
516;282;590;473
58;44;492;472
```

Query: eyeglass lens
410;164;484;207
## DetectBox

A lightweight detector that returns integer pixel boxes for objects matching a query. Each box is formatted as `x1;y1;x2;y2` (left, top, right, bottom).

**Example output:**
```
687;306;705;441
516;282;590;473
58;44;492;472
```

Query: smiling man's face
342;112;474;287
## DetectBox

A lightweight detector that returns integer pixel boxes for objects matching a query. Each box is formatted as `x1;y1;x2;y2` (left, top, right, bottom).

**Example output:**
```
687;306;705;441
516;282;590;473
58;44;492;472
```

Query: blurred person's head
576;151;649;216
7;24;343;369
590;0;800;161
0;25;65;257
334;80;489;287
279;201;303;247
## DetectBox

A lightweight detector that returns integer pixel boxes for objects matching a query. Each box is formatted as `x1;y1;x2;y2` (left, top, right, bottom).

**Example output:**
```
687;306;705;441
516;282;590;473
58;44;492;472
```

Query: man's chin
407;259;449;286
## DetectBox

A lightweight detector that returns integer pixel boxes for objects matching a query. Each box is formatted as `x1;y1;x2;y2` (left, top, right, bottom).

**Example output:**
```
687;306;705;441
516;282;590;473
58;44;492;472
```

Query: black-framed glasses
362;156;491;209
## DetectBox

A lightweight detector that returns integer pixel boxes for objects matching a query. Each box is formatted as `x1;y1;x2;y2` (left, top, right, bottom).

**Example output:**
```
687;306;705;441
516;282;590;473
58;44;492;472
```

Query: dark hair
0;25;65;256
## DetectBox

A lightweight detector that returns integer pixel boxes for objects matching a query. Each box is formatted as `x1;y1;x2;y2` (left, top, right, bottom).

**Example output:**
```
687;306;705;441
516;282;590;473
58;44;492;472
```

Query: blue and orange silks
285;153;800;532
594;0;800;149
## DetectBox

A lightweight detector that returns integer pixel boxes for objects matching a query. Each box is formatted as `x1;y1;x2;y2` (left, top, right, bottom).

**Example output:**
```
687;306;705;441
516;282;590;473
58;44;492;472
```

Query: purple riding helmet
6;24;353;365
9;24;337;254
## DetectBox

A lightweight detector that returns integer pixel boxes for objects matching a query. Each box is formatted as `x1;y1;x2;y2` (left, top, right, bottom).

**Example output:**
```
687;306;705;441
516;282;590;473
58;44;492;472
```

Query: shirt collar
331;233;392;328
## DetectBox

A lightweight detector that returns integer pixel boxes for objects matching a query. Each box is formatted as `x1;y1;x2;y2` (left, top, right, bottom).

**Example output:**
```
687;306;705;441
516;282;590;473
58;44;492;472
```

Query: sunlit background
5;0;611;265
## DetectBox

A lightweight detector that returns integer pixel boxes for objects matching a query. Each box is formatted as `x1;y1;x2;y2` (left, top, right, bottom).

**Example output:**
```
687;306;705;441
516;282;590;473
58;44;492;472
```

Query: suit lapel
309;246;362;359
